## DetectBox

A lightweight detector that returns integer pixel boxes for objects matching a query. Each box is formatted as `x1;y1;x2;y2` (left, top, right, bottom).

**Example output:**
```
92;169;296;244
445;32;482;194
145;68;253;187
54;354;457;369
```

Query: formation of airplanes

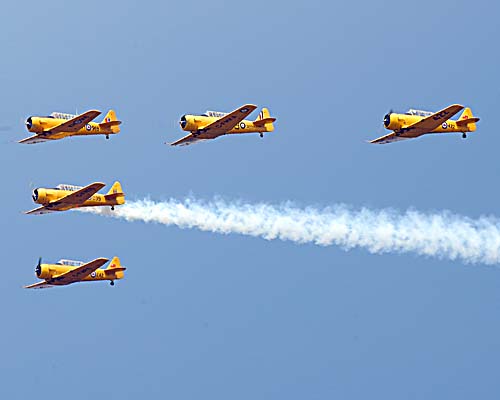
20;101;480;289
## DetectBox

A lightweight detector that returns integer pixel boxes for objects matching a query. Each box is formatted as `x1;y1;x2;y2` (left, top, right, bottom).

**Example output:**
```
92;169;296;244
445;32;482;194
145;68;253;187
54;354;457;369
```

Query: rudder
101;110;121;133
102;110;118;123
254;107;276;132
457;107;480;131
106;256;126;280
107;181;123;194
105;181;125;205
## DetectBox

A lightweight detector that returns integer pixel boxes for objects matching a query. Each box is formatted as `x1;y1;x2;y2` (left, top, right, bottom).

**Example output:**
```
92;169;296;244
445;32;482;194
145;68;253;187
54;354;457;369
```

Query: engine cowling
36;264;52;279
383;113;401;131
25;117;44;133
179;115;202;132
32;188;48;204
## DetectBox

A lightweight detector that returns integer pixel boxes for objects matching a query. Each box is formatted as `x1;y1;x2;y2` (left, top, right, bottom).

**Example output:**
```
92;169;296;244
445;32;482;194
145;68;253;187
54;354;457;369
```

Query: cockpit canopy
57;259;84;267
406;109;433;117
50;112;76;120
203;111;227;118
55;184;83;191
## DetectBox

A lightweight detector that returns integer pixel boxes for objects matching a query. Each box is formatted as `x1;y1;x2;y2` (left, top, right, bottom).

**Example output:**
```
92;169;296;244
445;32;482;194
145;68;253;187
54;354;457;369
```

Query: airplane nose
26;117;32;130
32;189;38;202
35;257;42;277
180;115;187;129
383;114;391;127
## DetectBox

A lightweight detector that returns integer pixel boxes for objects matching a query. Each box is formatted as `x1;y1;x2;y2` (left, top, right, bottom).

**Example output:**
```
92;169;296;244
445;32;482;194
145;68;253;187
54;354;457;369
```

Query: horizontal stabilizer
100;121;122;129
104;192;124;200
253;117;276;127
456;117;480;126
104;267;127;274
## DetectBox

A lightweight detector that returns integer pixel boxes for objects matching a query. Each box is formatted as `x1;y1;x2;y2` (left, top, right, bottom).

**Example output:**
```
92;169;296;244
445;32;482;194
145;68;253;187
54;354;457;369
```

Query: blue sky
2;0;500;398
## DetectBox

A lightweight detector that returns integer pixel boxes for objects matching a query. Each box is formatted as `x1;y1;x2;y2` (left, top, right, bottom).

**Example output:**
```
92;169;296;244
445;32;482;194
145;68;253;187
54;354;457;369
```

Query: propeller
383;109;394;128
180;115;187;129
35;257;42;276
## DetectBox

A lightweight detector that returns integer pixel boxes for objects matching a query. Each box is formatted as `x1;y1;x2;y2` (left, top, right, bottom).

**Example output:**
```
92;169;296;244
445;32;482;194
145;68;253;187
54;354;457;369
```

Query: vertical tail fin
457;108;480;132
254;107;276;132
106;256;126;280
107;181;123;195
108;256;121;268
102;110;118;123
100;110;121;133
105;181;125;205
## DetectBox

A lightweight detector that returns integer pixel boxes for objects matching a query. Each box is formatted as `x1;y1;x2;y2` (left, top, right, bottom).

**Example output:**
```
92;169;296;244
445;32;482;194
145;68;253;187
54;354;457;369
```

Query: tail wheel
110;281;115;286
462;133;467;139
260;133;263;138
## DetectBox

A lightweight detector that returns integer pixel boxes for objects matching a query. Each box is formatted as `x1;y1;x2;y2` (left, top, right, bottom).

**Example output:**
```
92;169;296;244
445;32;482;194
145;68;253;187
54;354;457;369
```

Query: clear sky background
2;0;500;398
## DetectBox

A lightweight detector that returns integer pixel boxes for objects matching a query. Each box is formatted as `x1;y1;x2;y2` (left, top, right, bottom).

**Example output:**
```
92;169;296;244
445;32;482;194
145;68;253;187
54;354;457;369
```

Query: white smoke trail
80;198;500;265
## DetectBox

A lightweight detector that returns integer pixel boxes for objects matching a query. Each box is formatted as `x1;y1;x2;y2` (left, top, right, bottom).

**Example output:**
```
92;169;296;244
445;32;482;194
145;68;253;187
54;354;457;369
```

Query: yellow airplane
19;109;121;144
370;104;480;144
25;256;126;288
26;181;125;215
170;104;276;146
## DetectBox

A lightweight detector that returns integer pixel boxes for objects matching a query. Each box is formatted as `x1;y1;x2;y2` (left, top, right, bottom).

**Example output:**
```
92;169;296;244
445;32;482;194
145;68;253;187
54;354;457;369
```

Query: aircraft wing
399;104;464;137
24;281;55;289
49;258;109;285
170;133;205;147
195;104;257;138
370;132;412;144
25;182;106;215
18;135;55;144
47;110;101;134
51;182;105;205
25;206;60;215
